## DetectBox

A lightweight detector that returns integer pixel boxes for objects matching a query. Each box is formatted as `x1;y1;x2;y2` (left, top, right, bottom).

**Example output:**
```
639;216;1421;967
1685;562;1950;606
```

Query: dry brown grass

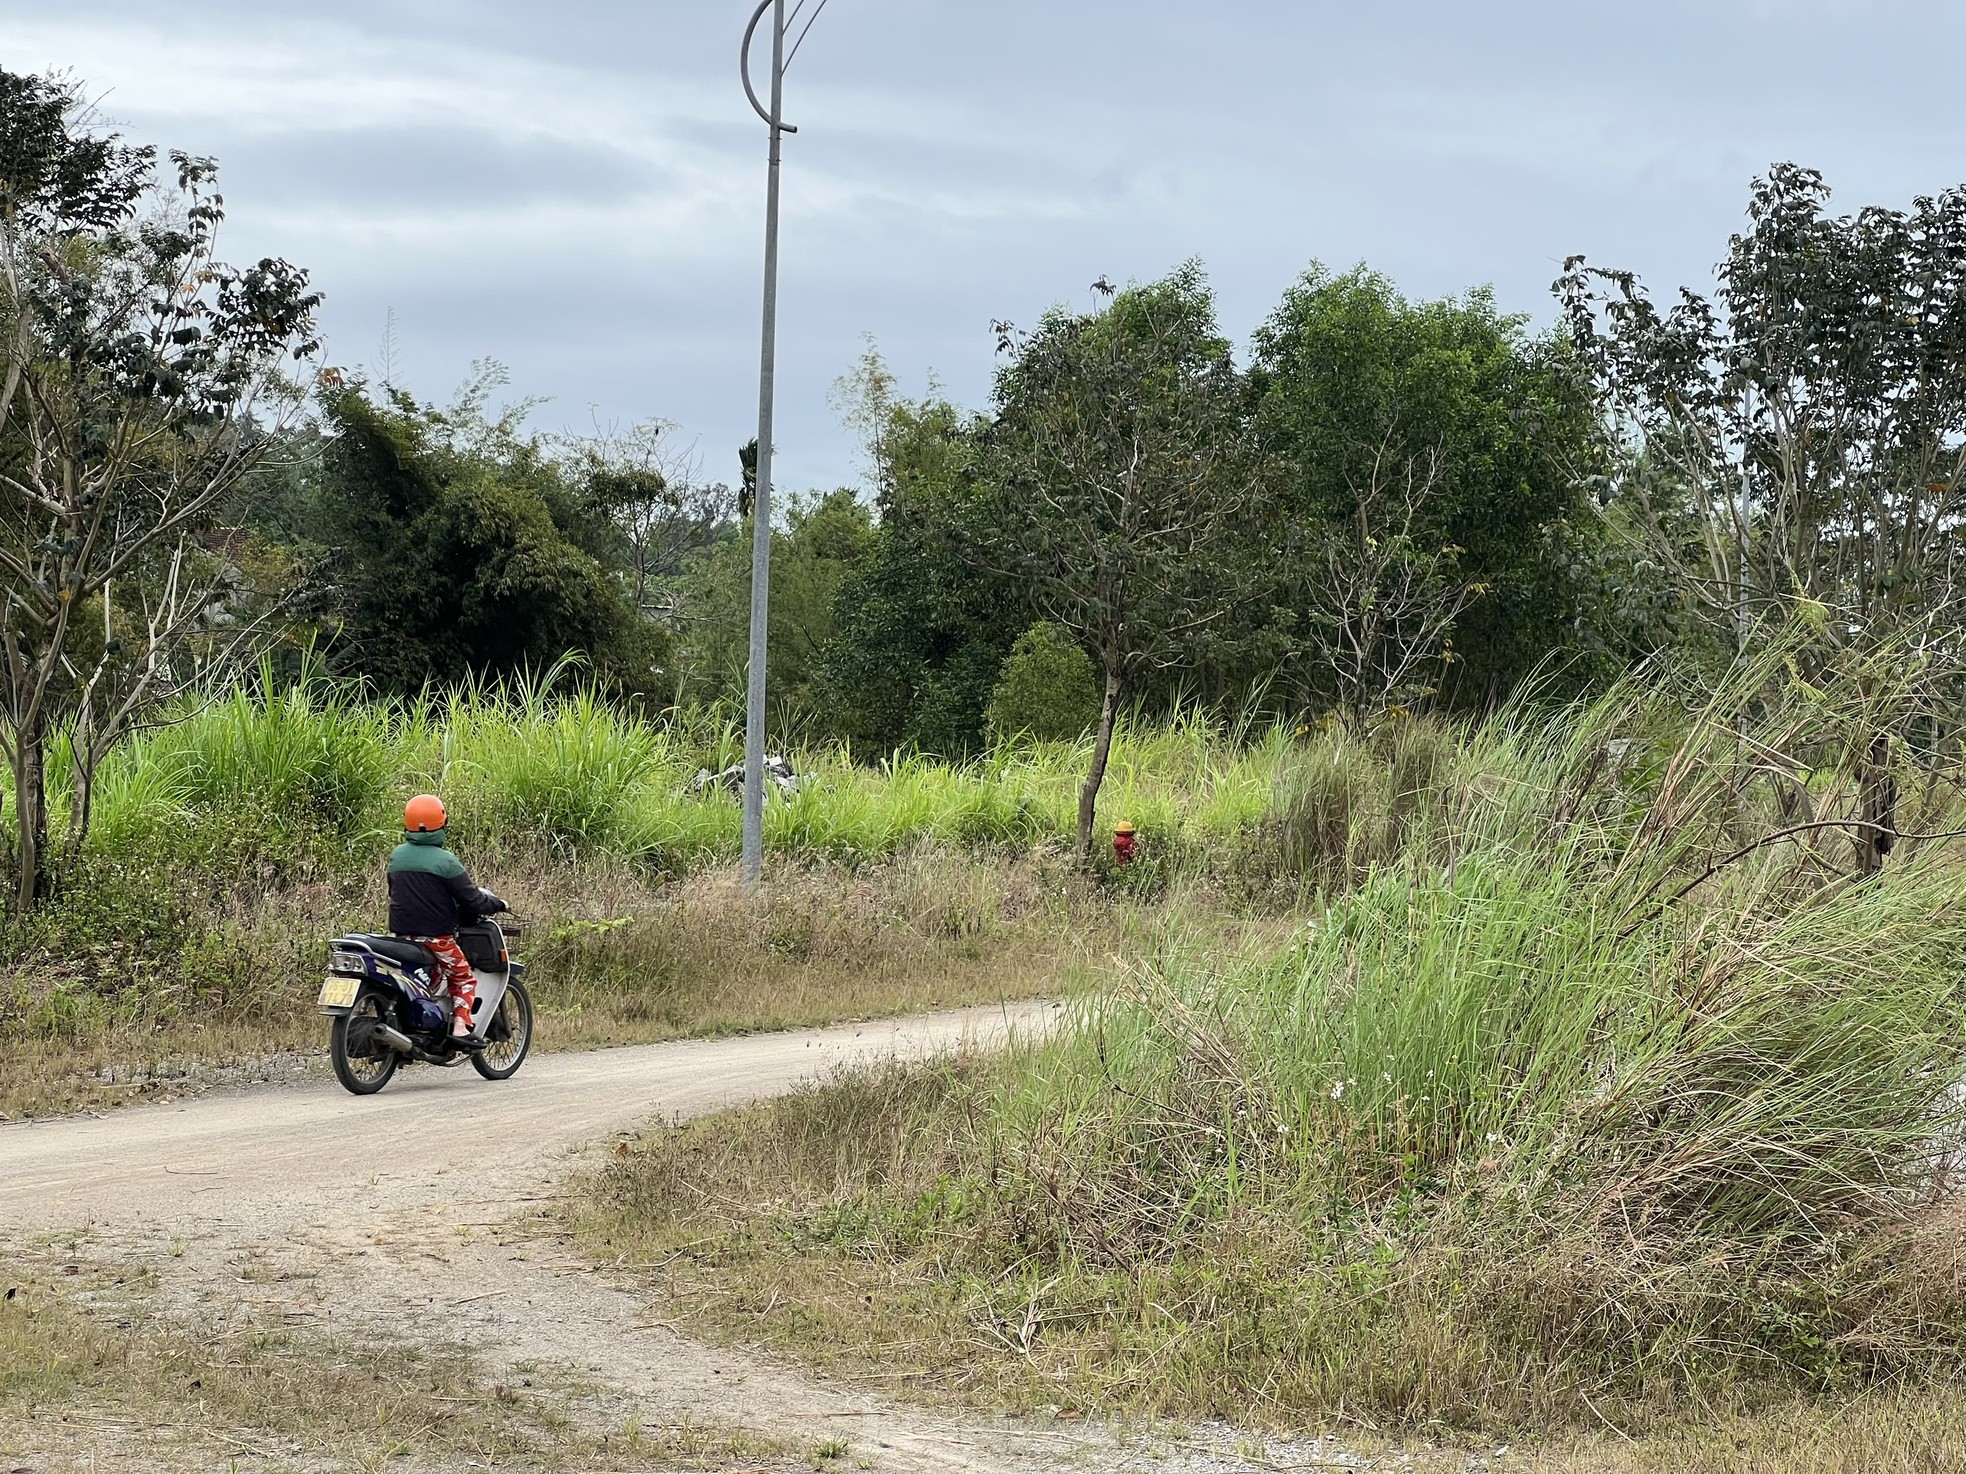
569;1057;1966;1460
0;1253;785;1471
565;1055;1105;1413
1518;1390;1966;1473
0;848;1216;1120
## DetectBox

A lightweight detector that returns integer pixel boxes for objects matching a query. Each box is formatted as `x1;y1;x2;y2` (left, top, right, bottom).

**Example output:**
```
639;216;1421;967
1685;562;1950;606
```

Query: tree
1293;439;1483;725
1559;163;1966;874
986;621;1101;742
565;420;735;619
308;382;661;696
976;266;1273;861
1558;164;1966;661
1249;266;1612;708
670;488;870;725
814;352;1027;754
0;72;321;908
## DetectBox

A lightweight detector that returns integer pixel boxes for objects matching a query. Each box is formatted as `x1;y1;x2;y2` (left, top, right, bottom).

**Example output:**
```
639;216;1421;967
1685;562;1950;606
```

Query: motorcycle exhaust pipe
373;1023;417;1056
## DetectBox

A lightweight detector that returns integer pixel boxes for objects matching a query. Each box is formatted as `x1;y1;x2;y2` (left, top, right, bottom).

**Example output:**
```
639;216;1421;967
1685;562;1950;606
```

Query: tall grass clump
989;643;1966;1417
1270;714;1470;886
767;750;1052;858
12;667;1310;882
434;679;672;857
85;669;397;861
583;636;1966;1431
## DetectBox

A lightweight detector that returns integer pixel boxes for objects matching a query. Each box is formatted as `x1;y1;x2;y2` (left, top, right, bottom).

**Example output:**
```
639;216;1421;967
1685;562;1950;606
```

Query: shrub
986;622;1101;743
582;645;1966;1430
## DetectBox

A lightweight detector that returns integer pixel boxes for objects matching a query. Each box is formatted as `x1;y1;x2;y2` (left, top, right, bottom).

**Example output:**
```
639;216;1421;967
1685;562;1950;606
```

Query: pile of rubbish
688;754;803;797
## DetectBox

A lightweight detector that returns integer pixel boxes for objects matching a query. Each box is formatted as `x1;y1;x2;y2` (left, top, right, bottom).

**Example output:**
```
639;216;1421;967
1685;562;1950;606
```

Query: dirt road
1;1002;1365;1472
1;1003;1052;1233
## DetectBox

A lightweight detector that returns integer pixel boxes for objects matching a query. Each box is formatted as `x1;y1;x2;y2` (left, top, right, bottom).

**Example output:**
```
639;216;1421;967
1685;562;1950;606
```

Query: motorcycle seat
348;934;439;970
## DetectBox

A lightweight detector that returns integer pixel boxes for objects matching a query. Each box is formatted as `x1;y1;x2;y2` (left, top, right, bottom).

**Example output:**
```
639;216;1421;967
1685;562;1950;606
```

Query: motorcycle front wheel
471;978;533;1082
330;996;398;1095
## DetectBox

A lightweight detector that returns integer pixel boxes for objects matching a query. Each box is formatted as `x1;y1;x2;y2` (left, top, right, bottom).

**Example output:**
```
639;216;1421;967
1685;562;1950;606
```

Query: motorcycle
316;915;534;1095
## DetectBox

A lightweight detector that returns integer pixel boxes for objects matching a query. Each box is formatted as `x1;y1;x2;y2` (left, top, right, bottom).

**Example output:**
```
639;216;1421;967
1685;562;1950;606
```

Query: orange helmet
404;794;448;833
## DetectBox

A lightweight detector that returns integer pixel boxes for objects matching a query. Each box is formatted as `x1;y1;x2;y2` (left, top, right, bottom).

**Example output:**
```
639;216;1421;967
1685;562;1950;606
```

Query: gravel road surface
1;1001;1380;1473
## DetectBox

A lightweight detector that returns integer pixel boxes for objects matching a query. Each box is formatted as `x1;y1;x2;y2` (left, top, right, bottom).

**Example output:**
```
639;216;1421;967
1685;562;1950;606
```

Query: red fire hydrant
1112;820;1138;866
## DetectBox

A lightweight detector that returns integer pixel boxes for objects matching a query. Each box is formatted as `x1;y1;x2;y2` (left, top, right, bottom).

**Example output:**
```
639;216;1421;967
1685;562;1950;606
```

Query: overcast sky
9;1;1958;494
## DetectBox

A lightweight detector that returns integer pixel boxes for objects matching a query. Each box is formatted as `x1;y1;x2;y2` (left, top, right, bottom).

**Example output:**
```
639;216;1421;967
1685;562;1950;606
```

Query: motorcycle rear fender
468;966;510;1039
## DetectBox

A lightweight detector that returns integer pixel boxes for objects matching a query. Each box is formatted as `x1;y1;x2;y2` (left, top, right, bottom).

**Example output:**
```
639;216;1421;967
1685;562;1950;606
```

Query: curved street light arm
740;0;799;133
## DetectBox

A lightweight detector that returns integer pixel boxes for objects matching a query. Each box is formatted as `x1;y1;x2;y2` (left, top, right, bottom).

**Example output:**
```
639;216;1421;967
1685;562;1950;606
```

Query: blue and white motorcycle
316;917;534;1095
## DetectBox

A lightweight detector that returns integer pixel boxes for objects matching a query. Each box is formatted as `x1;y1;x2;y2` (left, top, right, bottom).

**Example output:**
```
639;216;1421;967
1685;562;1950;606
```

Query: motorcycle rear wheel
471;978;533;1082
331;997;398;1095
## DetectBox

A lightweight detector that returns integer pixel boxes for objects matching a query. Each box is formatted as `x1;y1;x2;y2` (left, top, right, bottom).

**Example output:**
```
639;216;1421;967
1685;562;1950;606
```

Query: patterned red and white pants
405;934;477;1027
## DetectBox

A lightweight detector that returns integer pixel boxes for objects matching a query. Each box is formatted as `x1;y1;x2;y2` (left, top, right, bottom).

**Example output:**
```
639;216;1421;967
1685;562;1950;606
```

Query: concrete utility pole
739;0;826;889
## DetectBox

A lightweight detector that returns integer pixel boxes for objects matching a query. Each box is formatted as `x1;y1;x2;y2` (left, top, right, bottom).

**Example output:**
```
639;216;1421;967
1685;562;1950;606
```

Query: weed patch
572;655;1966;1436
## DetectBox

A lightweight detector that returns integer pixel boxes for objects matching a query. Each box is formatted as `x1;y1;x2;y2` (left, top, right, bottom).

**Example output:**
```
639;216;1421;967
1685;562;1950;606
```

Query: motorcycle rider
389;794;506;1046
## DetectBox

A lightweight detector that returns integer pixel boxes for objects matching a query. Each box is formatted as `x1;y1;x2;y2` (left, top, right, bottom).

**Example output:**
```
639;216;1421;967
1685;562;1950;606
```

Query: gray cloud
11;0;1965;492
215;125;668;211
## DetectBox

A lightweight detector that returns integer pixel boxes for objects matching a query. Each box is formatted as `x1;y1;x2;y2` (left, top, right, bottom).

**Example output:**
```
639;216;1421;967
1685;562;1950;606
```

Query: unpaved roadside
0;1002;1387;1473
1;1004;1052;1233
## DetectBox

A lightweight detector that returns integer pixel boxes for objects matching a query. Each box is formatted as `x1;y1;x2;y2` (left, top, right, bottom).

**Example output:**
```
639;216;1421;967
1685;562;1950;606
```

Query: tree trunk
1076;666;1124;865
1855;732;1898;878
12;711;47;914
68;744;96;860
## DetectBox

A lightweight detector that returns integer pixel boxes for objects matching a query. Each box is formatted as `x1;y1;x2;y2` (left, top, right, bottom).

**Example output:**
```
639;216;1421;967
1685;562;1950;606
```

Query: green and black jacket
387;830;503;936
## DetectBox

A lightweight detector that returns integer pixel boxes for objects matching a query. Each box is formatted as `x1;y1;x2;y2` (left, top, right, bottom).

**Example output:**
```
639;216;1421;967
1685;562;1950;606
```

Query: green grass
45;674;1297;876
1;661;1309;1116
571;644;1966;1436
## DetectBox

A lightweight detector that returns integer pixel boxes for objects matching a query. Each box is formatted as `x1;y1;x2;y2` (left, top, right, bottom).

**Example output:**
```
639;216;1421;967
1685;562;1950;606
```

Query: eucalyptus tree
0;71;320;907
974;266;1275;862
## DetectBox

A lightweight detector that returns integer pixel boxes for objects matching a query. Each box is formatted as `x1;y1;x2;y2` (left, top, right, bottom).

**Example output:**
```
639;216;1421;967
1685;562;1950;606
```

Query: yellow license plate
317;975;361;1009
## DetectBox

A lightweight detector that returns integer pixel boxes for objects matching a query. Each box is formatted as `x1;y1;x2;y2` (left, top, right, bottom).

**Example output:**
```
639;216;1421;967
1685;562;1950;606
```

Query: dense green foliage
221;262;1658;763
234;264;1645;760
803;265;1649;754
1249;266;1642;702
257;382;669;696
1562;163;1966;668
986;622;1101;742
669;488;872;722
813;394;1028;754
